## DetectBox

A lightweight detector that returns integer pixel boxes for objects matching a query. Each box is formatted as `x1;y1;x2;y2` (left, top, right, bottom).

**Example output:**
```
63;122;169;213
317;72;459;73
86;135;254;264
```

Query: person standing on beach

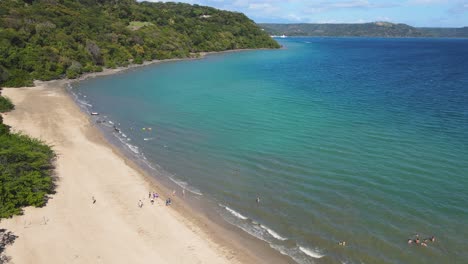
92;196;96;204
138;200;143;208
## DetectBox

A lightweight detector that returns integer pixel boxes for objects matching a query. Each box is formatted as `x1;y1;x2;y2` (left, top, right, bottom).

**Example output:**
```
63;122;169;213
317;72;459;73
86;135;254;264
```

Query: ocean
71;37;468;264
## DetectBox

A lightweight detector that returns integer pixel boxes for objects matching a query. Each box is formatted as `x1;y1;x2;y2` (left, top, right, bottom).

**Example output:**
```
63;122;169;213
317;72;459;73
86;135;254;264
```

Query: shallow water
74;37;468;264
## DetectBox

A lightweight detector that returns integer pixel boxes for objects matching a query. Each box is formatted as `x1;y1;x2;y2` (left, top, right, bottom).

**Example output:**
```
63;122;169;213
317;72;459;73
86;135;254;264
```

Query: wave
77;99;93;108
169;177;203;195
269;244;327;264
125;142;139;154
217;204;329;263
270;244;309;264
115;135;140;154
141;159;158;171
220;205;248;220
69;88;93;108
260;224;287;241
299;246;324;259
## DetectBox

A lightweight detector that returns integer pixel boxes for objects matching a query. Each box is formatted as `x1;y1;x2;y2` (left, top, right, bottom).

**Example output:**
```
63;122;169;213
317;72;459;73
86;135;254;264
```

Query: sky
145;0;468;27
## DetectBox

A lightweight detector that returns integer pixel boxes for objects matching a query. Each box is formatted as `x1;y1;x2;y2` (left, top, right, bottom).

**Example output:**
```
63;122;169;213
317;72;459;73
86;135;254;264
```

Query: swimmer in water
256;196;260;204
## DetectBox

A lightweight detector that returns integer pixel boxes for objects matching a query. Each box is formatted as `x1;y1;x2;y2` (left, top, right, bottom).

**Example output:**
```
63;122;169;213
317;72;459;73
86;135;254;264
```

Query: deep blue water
73;37;468;264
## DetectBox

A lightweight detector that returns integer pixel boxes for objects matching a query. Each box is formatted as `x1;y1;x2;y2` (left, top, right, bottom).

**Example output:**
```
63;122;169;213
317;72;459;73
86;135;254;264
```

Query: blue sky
145;0;468;27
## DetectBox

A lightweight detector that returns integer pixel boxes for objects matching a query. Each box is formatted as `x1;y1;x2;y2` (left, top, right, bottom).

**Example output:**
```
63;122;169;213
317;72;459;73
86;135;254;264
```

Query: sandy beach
0;75;291;263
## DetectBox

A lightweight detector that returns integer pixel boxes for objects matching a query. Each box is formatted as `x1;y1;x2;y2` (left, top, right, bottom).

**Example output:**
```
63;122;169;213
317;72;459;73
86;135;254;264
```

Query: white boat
90;112;99;115
280;34;287;38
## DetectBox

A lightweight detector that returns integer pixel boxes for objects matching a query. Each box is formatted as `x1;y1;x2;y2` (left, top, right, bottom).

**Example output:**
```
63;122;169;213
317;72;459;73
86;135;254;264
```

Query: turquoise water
73;38;468;264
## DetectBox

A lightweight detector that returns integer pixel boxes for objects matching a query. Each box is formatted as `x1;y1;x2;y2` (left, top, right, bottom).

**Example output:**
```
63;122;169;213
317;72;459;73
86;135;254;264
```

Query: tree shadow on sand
0;229;17;264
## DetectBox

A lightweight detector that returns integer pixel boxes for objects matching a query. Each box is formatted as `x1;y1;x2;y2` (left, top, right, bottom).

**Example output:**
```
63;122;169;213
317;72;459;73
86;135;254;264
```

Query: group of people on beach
136;192;160;208
91;189;172;209
148;191;159;205
142;191;174;207
408;234;435;247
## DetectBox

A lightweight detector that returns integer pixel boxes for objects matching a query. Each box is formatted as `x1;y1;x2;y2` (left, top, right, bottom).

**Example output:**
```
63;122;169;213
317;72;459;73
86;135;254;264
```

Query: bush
0;132;56;218
65;61;82;79
133;56;143;64
0;96;14;113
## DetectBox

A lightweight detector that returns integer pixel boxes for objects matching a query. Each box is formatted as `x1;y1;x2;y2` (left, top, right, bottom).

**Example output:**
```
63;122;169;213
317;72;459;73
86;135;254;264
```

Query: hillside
0;0;280;87
418;27;468;38
260;22;468;38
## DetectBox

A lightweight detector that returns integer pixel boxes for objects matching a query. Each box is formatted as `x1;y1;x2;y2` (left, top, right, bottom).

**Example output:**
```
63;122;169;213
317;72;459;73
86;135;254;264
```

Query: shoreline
69;48;273;84
0;51;292;264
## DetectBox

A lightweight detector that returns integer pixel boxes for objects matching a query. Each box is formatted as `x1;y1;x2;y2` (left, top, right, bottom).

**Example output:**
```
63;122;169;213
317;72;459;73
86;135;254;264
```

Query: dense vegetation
0;94;56;219
0;0;280;87
0;95;14;113
260;22;468;38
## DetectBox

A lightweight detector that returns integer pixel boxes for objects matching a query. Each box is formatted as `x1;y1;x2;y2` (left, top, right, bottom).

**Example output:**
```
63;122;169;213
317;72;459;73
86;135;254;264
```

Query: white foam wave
77;99;92;107
222;205;248;220
142;159;157;171
100;122;113;128
299;246;324;259
69;90;93;112
143;137;154;141
117;138;138;153
169;177;203;195
260;225;287;241
269;244;312;264
126;143;139;154
269;244;289;256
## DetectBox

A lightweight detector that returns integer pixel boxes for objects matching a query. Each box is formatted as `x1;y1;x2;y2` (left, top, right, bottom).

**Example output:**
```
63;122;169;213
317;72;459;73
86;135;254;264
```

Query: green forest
0;0;280;87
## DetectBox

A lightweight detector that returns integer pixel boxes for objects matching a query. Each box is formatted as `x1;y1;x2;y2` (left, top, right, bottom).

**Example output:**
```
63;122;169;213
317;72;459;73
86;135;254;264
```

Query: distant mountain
259;22;468;38
418;27;468;38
